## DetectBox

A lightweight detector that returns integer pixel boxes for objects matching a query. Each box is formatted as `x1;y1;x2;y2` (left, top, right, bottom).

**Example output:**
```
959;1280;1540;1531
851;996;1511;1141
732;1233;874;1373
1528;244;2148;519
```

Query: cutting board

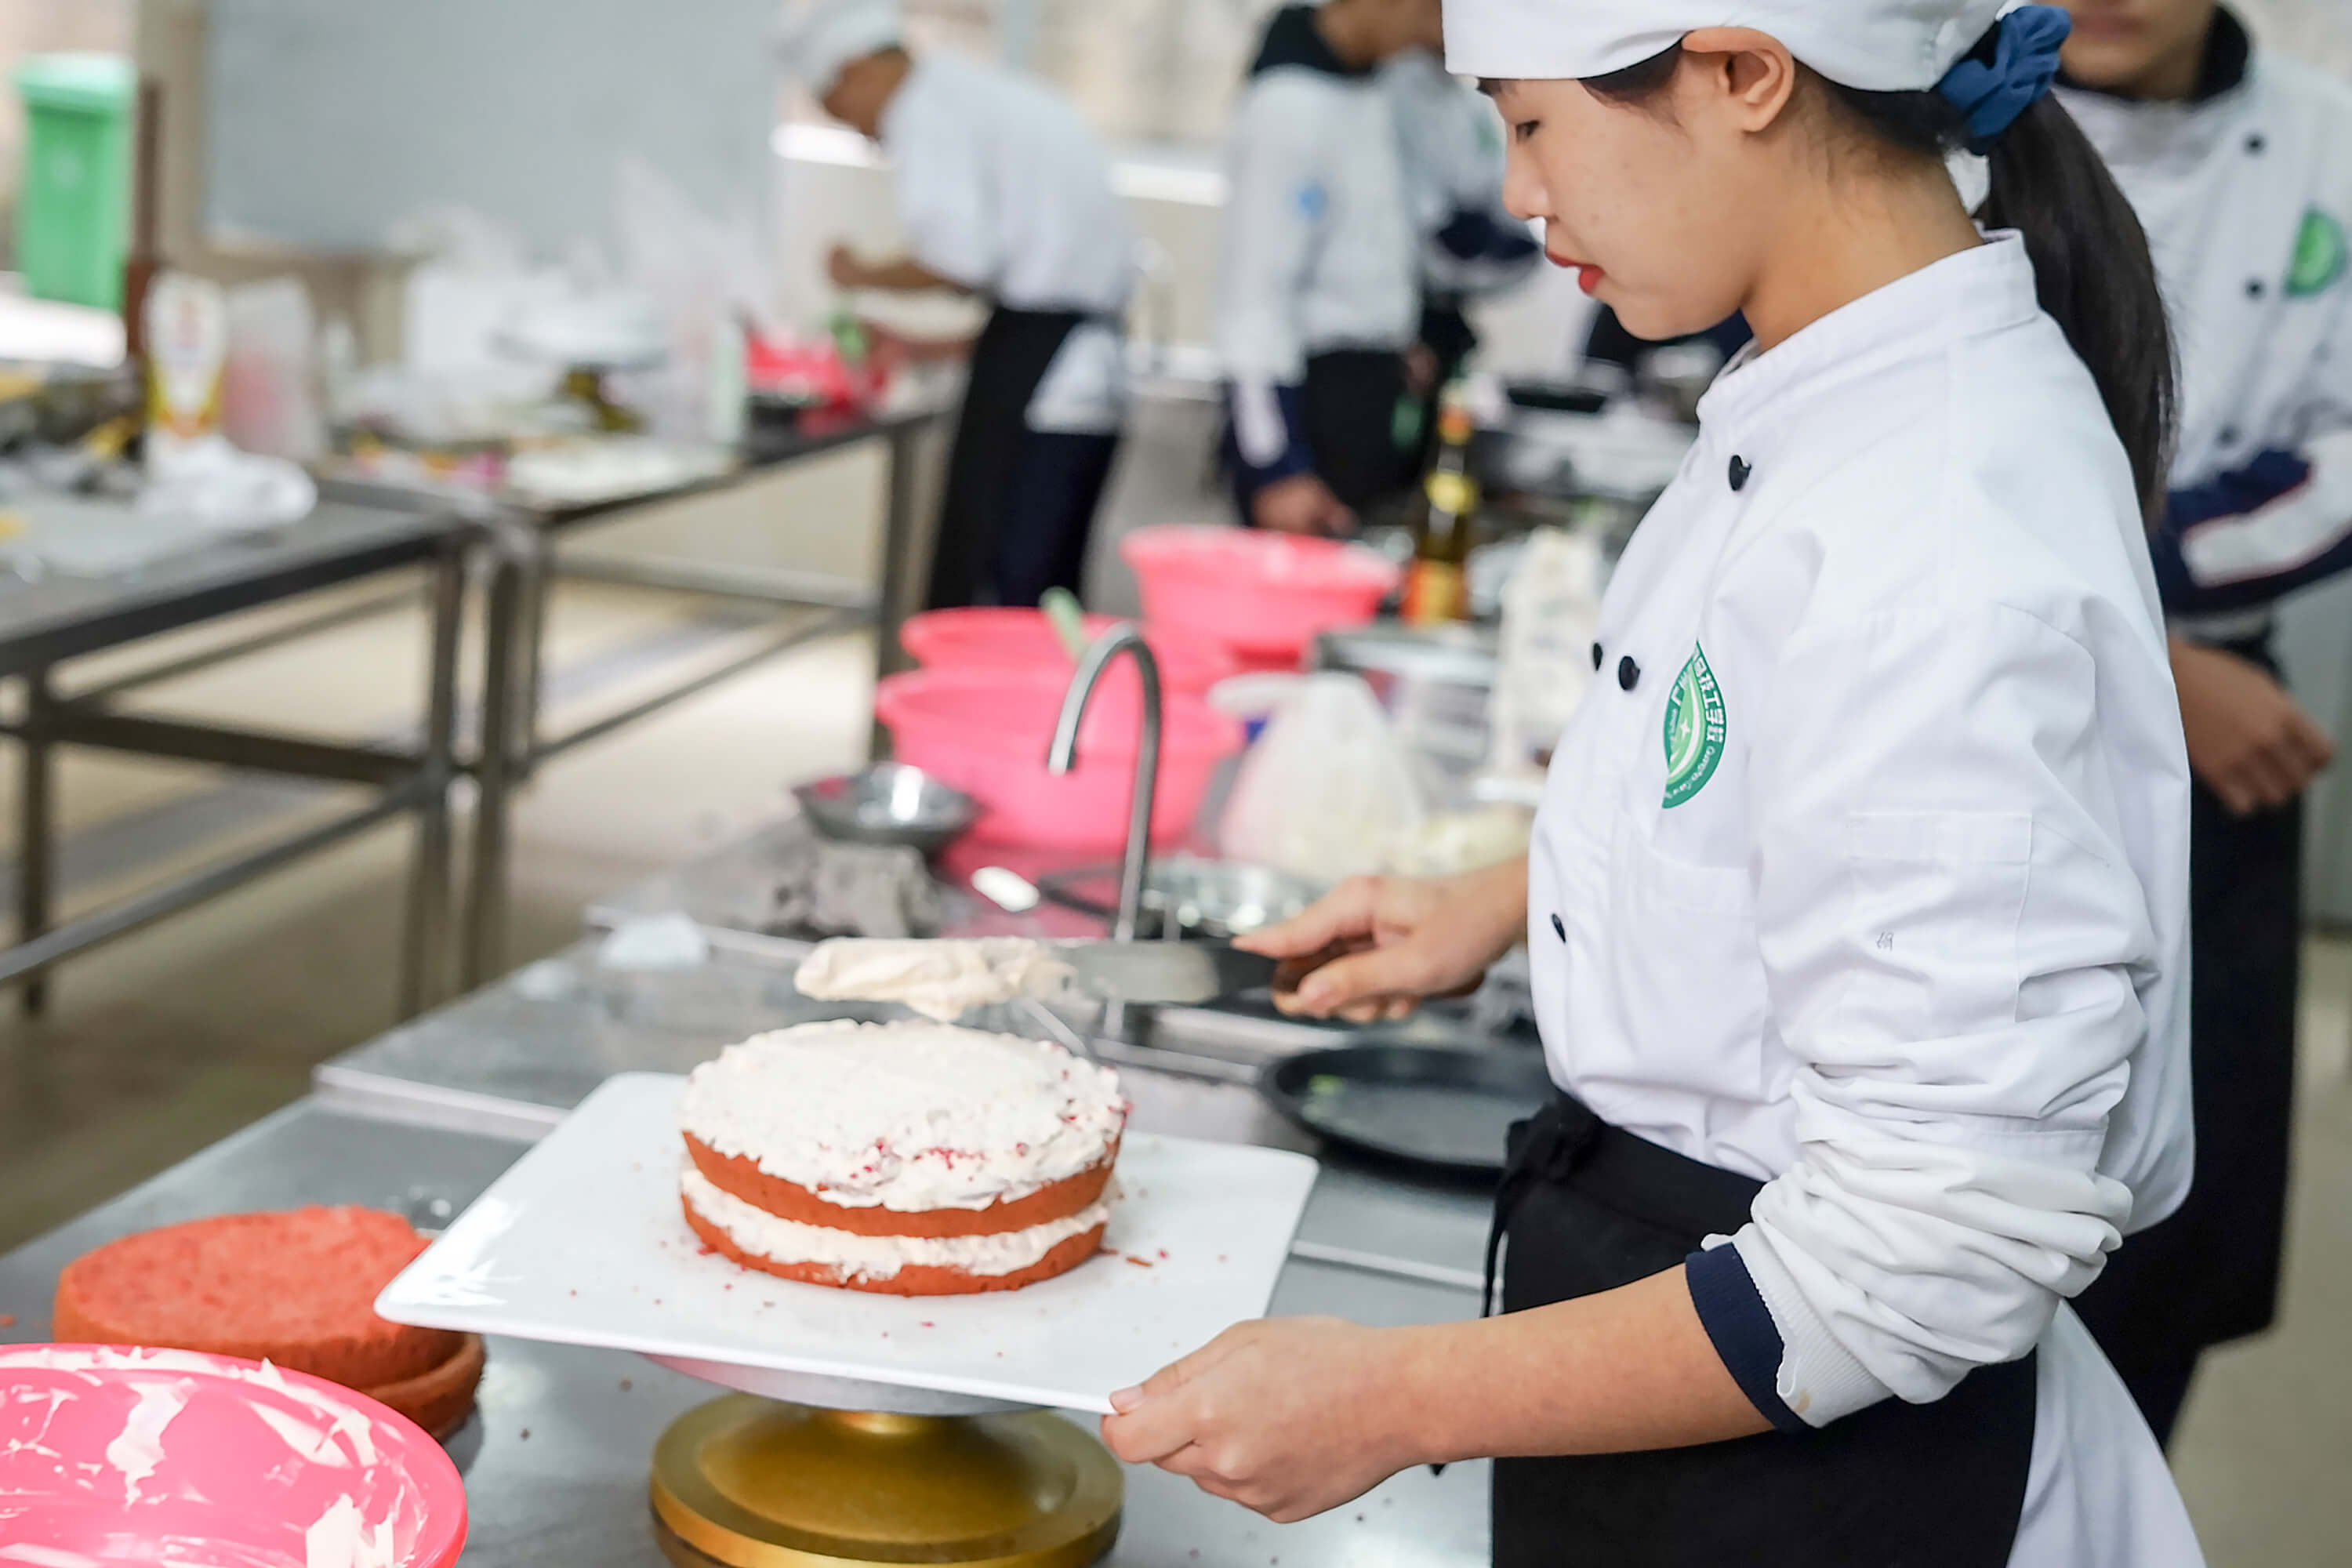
376;1073;1319;1414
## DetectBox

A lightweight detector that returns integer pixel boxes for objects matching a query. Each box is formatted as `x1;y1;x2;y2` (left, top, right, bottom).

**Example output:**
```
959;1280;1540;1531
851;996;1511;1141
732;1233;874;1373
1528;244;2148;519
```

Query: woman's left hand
1099;1317;1422;1523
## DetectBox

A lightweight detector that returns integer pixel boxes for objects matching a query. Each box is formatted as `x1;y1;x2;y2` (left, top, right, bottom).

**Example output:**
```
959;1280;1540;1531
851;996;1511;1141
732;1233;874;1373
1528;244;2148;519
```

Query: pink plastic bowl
0;1343;467;1568
1121;525;1402;664
899;608;1241;698
877;668;1242;851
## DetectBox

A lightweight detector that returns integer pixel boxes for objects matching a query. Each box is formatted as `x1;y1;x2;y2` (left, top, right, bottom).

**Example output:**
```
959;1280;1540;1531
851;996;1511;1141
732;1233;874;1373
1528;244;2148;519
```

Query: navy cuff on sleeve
2152;448;2352;616
1685;1244;1809;1435
1436;208;1542;265
1221;381;1316;509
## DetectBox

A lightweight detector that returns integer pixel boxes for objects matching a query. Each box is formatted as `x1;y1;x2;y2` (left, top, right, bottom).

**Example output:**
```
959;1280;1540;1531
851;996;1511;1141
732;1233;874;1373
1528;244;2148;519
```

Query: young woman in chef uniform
1102;2;2207;1563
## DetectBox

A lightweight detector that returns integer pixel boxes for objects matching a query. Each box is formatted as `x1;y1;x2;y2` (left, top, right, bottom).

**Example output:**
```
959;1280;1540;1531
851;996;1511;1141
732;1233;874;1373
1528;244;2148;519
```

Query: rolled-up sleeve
1722;602;2161;1428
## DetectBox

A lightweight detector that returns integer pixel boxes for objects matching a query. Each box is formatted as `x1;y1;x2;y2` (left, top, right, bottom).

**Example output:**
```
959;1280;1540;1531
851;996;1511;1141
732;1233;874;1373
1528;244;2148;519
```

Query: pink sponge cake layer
683;1191;1108;1298
683;1130;1118;1238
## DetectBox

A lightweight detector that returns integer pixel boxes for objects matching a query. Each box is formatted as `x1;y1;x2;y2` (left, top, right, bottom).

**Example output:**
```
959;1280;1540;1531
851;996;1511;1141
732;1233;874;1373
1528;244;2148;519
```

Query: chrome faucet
1046;623;1164;946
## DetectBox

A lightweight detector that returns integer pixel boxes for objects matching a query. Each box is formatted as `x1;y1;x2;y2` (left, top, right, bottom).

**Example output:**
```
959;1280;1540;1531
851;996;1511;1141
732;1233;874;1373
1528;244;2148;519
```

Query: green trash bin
13;53;135;310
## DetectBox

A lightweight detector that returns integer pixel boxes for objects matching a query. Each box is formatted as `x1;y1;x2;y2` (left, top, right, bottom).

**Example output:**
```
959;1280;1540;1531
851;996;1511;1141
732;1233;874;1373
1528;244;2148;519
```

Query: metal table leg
16;670;54;1015
397;541;466;1018
871;418;929;759
462;535;529;991
514;523;552;782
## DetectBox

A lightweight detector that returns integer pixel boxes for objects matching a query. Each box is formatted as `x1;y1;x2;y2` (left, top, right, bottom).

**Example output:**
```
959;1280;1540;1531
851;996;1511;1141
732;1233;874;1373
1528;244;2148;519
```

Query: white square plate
376;1073;1319;1414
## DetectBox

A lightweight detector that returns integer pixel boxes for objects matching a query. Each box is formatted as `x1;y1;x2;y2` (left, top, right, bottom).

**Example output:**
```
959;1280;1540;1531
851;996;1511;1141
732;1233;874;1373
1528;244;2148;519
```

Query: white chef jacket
1216;8;1418;477
1376;48;1541;303
1528;234;2201;1564
2058;14;2352;642
880;54;1135;435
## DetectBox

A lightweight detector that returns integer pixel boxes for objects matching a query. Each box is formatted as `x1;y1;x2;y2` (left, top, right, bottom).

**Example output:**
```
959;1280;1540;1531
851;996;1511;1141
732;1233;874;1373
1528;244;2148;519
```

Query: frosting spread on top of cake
677;1020;1126;1211
681;1166;1109;1280
793;938;1073;1023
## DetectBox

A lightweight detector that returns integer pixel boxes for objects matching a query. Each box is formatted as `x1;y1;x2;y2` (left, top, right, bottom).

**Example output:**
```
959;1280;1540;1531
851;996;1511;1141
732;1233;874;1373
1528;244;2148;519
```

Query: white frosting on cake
682;1166;1108;1281
677;1019;1126;1212
793;938;1073;1022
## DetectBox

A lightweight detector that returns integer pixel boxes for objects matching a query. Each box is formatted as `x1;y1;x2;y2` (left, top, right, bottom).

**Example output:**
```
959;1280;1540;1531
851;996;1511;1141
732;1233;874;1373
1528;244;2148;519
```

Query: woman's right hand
1236;858;1529;1024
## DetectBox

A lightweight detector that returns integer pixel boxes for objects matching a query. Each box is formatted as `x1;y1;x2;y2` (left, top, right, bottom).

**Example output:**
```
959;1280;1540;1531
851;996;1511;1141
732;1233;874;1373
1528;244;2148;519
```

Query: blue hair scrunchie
1937;5;2074;154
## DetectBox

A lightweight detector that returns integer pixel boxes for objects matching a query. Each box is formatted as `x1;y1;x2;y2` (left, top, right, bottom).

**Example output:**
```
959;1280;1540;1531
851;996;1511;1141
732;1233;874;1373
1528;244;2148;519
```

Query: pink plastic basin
1121;525;1402;665
0;1343;467;1568
899;608;1241;697
877;668;1242;852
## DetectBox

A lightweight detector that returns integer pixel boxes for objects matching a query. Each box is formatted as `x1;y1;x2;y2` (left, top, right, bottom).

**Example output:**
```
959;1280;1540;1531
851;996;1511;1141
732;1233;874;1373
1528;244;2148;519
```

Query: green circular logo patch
2288;208;2347;298
1662;644;1727;809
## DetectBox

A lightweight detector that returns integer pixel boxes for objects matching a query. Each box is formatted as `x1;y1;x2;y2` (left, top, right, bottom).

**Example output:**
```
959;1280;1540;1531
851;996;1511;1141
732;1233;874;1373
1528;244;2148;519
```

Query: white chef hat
775;0;903;95
1445;0;2012;93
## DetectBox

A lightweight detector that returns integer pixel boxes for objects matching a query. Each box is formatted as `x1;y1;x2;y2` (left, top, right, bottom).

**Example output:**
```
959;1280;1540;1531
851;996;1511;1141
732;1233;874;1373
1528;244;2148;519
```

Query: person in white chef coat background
1218;0;1443;536
777;0;1136;611
1377;43;1544;449
2050;0;2352;1450
1103;2;2209;1564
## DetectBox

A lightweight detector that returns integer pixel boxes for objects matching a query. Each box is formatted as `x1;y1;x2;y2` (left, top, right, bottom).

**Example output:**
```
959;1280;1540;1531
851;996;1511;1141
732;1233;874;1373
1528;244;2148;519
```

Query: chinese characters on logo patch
1662;645;1727;808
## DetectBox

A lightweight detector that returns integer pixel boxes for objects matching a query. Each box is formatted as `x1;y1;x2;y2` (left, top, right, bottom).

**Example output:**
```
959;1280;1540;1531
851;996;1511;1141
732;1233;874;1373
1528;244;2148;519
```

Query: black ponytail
1587;34;2177;524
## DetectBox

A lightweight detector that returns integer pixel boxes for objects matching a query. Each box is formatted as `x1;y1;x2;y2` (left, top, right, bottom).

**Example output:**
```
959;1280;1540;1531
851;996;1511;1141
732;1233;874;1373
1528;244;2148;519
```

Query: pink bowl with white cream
0;1343;466;1568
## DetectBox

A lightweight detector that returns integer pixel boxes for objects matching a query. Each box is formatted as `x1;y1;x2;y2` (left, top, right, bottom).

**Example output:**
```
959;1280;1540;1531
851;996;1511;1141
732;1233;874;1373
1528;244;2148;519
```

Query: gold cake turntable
643;1361;1122;1567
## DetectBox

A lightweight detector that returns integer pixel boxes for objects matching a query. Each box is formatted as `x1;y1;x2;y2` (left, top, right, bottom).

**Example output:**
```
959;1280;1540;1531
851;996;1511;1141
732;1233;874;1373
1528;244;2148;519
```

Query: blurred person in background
780;0;1136;610
1217;0;1444;535
1580;306;1753;391
1378;42;1544;449
2056;0;2352;1447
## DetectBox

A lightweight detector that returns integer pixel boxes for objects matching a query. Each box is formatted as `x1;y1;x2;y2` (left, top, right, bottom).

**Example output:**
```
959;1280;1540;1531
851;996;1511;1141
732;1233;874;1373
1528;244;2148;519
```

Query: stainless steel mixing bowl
792;764;979;857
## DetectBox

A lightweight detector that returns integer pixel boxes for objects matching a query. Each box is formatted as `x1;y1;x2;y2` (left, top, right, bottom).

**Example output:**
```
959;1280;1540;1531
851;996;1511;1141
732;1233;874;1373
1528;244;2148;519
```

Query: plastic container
1122;525;1402;667
1208;671;1311;746
877;667;1243;851
900;608;1242;697
12;53;135;310
0;1342;468;1566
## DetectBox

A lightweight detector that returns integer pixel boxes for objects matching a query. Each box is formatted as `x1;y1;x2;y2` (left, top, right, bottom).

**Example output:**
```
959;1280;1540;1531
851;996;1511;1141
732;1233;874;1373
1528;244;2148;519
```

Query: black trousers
2074;643;2303;1446
926;306;1120;611
1490;1094;2038;1567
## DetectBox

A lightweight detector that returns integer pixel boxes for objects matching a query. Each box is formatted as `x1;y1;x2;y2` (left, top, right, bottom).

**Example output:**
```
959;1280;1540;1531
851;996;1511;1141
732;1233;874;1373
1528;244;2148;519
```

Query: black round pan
1261;1043;1555;1178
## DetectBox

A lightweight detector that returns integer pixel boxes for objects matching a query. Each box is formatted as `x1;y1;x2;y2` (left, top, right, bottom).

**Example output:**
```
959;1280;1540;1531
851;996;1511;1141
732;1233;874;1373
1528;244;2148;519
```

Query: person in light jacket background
779;0;1136;612
1216;0;1443;535
2054;0;2352;1448
1378;42;1544;442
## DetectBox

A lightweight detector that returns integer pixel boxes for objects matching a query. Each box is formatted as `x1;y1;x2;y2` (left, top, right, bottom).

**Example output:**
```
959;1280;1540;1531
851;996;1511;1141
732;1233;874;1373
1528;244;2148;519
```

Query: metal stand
649;1394;1120;1568
458;411;946;989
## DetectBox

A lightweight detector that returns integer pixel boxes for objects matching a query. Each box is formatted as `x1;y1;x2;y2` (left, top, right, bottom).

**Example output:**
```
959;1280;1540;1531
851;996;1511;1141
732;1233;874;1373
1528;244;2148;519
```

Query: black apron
2073;633;2302;1445
1225;347;1417;524
1412;298;1480;474
926;306;1119;612
1488;1093;2039;1568
1301;348;1415;514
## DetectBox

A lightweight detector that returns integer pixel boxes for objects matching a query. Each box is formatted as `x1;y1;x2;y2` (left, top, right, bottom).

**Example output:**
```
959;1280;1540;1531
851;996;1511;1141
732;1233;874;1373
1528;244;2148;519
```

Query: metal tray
1261;1042;1554;1178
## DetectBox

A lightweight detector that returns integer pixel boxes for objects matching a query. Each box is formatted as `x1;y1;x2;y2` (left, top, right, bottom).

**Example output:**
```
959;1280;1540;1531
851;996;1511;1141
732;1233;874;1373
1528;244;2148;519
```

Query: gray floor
1;571;2347;1563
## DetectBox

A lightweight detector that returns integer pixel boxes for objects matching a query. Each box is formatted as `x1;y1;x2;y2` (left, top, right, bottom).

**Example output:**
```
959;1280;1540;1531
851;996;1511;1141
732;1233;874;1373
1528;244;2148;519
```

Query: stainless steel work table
7;1083;1492;1560
323;405;953;994
0;493;472;1016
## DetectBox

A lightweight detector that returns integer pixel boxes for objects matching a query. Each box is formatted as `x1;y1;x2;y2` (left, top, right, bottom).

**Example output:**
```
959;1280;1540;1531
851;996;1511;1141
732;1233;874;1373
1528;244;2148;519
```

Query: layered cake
677;1019;1127;1295
52;1207;484;1438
